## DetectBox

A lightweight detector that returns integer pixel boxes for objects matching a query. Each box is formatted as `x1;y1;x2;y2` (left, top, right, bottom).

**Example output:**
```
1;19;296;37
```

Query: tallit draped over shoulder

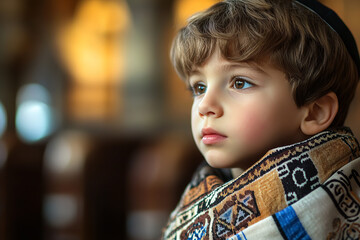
163;128;360;240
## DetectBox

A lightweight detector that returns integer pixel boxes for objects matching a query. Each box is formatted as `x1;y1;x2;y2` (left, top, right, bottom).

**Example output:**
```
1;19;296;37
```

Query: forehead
189;50;271;78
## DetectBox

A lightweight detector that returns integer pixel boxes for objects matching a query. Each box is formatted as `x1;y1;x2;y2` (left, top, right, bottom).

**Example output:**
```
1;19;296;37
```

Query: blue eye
232;77;253;90
190;83;206;96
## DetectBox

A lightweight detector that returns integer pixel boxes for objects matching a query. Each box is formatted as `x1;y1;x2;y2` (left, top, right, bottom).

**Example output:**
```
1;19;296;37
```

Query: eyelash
188;76;254;97
188;82;206;97
230;76;254;90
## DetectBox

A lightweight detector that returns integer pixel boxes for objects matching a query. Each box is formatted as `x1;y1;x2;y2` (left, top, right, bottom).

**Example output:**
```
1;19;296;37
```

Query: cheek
191;104;200;136
233;107;272;143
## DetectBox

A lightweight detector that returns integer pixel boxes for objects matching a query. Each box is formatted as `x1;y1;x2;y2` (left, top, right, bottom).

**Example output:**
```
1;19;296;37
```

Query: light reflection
15;84;54;143
17;83;50;104
44;194;78;228
0;102;6;138
43;131;89;176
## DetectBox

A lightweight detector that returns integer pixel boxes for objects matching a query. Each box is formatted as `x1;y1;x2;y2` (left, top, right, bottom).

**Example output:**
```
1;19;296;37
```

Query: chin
204;153;235;169
204;151;256;170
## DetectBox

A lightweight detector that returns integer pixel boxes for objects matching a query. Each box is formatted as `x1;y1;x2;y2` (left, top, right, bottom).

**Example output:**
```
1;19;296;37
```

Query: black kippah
295;0;360;76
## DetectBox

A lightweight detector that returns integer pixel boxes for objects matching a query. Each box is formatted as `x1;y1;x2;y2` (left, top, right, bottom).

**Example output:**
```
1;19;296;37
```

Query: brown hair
170;0;359;126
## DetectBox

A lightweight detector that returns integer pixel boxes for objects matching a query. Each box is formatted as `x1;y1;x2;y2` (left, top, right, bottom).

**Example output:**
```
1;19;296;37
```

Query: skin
189;49;308;176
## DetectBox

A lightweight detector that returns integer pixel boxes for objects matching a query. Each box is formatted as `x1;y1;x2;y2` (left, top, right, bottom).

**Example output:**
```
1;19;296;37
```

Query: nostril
197;91;223;118
199;109;217;118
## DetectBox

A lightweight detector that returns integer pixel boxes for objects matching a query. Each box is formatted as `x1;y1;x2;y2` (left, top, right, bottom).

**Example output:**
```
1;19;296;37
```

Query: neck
231;168;244;178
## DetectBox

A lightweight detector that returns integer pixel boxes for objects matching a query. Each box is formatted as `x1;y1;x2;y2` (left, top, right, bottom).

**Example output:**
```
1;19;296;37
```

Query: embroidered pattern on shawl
228;157;360;240
163;128;360;239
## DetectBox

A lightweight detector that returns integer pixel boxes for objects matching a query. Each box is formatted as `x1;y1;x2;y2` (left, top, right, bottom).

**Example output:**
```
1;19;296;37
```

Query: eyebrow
188;61;270;82
220;62;268;75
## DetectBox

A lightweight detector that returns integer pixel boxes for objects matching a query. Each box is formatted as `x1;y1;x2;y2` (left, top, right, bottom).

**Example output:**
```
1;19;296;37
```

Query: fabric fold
163;128;360;239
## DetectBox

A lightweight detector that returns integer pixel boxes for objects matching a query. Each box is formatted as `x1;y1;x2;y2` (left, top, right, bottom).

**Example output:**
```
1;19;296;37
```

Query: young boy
163;0;360;239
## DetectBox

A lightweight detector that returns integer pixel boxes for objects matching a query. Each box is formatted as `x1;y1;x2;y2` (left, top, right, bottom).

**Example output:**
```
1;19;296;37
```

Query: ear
300;92;339;135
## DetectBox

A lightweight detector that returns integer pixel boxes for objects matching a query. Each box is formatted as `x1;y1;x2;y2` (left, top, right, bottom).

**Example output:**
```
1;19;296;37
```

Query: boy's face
189;49;307;170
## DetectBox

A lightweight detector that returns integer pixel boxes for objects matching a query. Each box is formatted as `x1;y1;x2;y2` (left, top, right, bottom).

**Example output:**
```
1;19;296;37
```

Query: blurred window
57;0;130;122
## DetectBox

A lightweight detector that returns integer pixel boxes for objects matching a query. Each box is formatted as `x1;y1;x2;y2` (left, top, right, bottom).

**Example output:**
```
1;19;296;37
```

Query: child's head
170;0;360;169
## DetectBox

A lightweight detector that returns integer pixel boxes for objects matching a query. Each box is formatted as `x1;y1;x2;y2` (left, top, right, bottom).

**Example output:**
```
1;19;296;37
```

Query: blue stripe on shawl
240;231;247;240
273;206;312;240
227;231;247;240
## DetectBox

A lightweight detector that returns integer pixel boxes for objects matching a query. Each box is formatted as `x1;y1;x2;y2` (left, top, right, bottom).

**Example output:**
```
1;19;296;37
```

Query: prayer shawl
163;128;360;239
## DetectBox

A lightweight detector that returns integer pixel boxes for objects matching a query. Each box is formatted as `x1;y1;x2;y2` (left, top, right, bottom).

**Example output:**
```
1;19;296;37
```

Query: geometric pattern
278;154;320;205
162;128;360;240
213;190;259;238
324;169;360;222
223;158;360;240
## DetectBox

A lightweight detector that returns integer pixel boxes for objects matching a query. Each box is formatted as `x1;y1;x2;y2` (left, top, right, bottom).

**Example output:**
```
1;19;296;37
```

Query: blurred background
0;0;359;239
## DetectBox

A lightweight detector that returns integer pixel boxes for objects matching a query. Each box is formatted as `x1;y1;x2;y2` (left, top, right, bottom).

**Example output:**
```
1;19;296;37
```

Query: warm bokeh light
67;85;119;122
56;0;131;123
173;0;220;28
57;0;130;84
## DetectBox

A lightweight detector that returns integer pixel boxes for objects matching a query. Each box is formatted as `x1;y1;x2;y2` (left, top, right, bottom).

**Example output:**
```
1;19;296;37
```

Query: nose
198;89;223;118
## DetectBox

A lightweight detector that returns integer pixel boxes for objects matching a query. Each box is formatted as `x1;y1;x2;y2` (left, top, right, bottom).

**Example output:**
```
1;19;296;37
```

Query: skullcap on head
295;0;360;76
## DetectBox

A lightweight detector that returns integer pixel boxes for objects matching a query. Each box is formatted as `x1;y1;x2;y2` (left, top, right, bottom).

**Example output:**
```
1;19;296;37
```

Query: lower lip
202;134;227;145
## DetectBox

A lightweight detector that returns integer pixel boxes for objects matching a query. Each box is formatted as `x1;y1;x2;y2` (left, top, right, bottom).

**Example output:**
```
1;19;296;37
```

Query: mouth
201;128;227;145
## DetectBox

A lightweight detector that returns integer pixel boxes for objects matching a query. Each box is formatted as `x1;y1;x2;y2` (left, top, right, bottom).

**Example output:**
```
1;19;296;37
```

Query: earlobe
300;92;339;135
